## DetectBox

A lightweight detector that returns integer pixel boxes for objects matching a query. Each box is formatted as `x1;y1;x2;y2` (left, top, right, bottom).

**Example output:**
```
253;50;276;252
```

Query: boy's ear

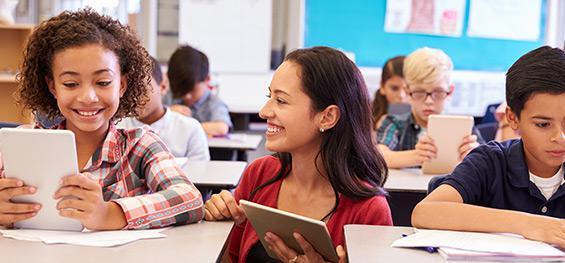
120;75;127;97
46;77;56;98
318;105;341;131
505;105;519;130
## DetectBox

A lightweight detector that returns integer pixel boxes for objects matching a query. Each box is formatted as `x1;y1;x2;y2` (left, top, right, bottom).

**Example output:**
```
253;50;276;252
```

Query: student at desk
0;9;203;229
167;45;233;137
204;46;392;263
371;56;408;130
117;56;210;161
412;46;565;248
376;47;483;169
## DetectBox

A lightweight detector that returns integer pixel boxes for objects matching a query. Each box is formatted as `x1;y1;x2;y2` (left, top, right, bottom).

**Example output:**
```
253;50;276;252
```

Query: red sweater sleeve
229;156;281;262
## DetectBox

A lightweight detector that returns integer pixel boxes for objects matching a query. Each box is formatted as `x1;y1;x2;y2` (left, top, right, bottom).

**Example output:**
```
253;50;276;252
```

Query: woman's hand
54;173;126;230
264;232;347;263
204;190;245;224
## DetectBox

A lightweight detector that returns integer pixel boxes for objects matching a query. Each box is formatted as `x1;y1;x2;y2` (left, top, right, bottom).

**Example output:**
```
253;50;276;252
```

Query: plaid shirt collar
404;113;422;131
51;121;122;166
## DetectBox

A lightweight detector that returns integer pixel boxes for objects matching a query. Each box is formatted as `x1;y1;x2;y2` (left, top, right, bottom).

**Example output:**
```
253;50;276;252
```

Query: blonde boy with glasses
376;47;483;169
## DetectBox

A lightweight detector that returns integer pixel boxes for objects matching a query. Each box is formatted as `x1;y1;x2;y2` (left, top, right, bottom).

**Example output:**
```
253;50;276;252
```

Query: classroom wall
304;0;547;72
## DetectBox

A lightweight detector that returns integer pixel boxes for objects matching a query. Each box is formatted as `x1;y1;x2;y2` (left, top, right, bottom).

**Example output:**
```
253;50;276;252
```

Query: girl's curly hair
15;8;151;121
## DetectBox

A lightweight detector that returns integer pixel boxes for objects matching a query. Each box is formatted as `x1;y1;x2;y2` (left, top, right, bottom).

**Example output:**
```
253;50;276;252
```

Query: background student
377;47;482;169
204;46;392;263
167;45;233;136
118;56;210;161
494;101;521;141
372;56;408;130
0;9;203;230
412;46;565;249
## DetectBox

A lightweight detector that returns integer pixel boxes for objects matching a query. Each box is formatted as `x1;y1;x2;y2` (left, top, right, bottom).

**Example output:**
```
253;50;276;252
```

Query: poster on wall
467;0;542;41
384;0;466;37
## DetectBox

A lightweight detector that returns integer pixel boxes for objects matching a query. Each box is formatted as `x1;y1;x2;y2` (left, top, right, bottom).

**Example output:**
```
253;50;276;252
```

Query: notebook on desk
392;229;565;262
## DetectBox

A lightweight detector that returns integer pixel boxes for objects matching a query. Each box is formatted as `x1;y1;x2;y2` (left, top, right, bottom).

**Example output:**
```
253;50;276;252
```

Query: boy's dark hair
167;45;209;99
15;8;151;121
506;46;565;118
150;56;163;84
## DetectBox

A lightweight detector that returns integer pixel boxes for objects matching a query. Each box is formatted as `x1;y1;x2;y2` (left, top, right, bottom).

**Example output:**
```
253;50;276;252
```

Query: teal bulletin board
304;0;546;71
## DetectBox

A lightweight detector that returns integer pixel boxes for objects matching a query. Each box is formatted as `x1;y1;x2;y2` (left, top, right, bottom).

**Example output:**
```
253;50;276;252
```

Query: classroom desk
207;133;263;161
181;160;247;188
0;221;233;263
384;169;438;227
384;168;434;193
345;225;489;263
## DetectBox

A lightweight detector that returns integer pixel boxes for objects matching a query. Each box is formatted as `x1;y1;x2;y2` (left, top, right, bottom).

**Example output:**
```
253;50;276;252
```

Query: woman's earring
319;128;325;133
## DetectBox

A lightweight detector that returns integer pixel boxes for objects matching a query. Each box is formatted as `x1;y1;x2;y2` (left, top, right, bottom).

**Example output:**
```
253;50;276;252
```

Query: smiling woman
204;46;393;263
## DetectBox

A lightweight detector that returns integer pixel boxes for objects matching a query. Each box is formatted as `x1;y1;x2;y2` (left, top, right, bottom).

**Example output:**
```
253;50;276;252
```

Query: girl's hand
54;173;126;230
204;190;245;224
0;178;41;227
264;232;347;263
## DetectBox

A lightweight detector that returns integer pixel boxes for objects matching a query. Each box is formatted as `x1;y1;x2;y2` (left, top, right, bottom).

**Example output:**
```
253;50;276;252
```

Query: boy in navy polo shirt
412;46;565;249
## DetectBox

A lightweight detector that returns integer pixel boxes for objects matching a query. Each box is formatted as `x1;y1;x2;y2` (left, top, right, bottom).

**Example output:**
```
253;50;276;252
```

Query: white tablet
239;200;339;262
0;128;83;231
421;115;474;175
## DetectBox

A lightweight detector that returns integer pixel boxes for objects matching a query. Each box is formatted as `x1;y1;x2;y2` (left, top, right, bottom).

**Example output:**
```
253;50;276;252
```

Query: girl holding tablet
205;46;392;262
0;9;203;230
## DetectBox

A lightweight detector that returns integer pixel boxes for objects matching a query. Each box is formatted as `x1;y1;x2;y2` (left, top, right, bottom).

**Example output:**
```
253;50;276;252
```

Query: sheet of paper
467;0;542;41
385;0;466;37
0;228;167;247
391;229;564;257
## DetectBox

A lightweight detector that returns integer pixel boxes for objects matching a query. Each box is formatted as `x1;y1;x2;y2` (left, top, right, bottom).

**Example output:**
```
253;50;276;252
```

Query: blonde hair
403;47;453;86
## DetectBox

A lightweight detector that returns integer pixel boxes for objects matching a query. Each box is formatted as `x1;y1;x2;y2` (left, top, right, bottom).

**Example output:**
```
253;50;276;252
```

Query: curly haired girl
0;8;204;230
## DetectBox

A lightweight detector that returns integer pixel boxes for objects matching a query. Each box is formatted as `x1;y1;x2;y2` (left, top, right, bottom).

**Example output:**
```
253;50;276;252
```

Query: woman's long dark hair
250;47;388;214
371;56;405;129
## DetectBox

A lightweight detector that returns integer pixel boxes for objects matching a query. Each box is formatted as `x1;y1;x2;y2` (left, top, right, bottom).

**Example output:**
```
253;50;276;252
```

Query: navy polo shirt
442;139;565;218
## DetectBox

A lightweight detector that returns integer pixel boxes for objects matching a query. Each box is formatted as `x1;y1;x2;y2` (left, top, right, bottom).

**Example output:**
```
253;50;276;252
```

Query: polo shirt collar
506;139;565;201
506;140;532;188
407;113;422;131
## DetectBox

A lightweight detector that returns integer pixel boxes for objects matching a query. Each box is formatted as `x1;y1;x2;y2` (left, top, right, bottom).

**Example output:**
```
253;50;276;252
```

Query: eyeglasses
408;90;451;101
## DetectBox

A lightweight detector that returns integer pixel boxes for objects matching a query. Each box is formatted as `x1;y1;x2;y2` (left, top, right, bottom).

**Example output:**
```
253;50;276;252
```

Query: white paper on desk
0;228;167;247
391;229;565;257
